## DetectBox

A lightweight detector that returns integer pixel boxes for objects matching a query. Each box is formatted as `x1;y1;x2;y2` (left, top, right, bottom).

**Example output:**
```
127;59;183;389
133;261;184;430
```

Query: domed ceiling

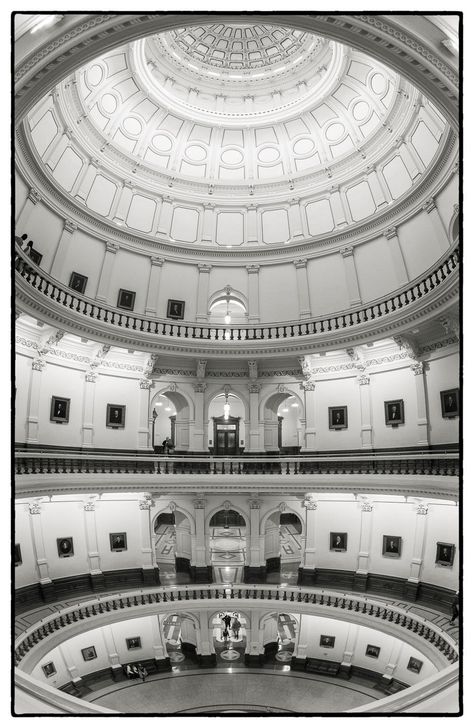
23;20;450;250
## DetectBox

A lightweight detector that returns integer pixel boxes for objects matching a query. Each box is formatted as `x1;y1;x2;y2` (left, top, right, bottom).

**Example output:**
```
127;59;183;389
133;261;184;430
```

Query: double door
213;416;240;455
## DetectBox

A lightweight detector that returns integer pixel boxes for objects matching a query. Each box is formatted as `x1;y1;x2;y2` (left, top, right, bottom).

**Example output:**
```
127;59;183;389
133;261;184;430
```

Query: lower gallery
14;11;460;716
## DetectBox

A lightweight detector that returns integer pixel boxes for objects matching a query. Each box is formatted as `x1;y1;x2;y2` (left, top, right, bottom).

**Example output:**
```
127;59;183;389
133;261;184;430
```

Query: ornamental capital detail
294;258;307;268
340;246;354;258
248;499;262;510
64;219;77;233
416;504;429;516
361;502;373;512
32;358;46;371
303;498;317;510
139;379;152;389
198;263;212;273
139;497;154;510
28;187;41;204
411;362;424;376
300;380;315;391
422;197;436;213
384;226;398;240
358;374;370;386
85;371;98;383
193;498;206;510
105;241;119;254
248;383;261;393
83;502;96;512
246;264;260;274
193;382;207;393
28;502;42;515
150;256;164;267
278;502;287;512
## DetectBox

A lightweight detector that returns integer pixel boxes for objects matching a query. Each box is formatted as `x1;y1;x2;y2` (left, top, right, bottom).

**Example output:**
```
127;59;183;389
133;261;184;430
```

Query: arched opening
154;510;192;582
261;612;299;665
162;613;198;666
209;508;247;583
208;392;245;455
211;609;247;665
264;509;303;584
208;286;248;326
263;392;303;454
151;390;191;452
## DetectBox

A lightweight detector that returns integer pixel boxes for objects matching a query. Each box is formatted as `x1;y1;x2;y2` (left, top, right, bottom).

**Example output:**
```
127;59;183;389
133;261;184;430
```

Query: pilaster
411;362;430;446
340;246;362;306
358;373;373;449
50;219;77;279
384;226;409;286
144;257;164;317
293;258;311;319
95;242;119;303
196;264;212;322
246;265;260;324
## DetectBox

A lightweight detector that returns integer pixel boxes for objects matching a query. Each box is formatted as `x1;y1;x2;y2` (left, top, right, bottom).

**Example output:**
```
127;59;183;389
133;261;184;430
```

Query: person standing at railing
449;592;459;624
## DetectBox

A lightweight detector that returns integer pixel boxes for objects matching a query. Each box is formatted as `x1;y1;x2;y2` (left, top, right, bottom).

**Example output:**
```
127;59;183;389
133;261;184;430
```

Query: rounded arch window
209;297;247;325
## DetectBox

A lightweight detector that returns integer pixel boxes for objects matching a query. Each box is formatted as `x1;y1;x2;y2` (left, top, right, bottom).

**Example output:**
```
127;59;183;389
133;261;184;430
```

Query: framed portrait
167;299;185;320
384;399;405;426
50;396;70;424
320;635;335;648
407;657;423;674
330;532;347;551
42;662;56;678
365;645;380;659
15;543;22;567
126;637;142;650
106;404;126;428
29;249;43;266
436;542;455;566
57;537;74;558
81;646;97;662
440;388;459;418
117;288;136;311
383;535;402;558
69;271;88;294
110;532;127;552
328;406;348;430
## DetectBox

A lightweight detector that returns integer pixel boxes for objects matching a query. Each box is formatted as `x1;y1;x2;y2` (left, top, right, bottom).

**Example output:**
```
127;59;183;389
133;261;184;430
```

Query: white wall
370;367;419;449
425;353;459;445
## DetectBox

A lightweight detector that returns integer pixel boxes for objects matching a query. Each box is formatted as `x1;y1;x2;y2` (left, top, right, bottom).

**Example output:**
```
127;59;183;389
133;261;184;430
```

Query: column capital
416;503;429;515
85;371;98;383
302;497;317;510
31;358;46;372
340;246;354;258
28;502;42;515
83;501;96;512
294;258;307;269
248;498;263;510
193;382;207;393
422;197;436;214
360;501;373;512
248;383;261;393
193;498;206;510
198;263;212;273
411;362;425;376
139;378;152;390
139;496;155;510
246;264;260;274
384;226;398;240
300;380;315;391
150;256;164;267
28;187;41;204
64;219;77;233
357;373;370;386
105;241;119;254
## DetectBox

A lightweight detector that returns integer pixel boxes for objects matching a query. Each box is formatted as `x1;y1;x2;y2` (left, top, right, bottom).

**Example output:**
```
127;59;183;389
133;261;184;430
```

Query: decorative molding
358;374;370;386
393;334;421;361
384;226;398;240
28;502;42;515
411;362;425;376
278;501;287;512
247;383;261;393
294;258;307;268
168;501;176;512
192;498;206;510
361;502;374;512
422;197;436;214
223;500;232;511
150;257;164;267
248;499;262;510
193;382;207;393
139;378;152;389
83;501;95;512
105;241;119;254
246;265;260;274
196;360;207;379
298;355;312;380
85;371;98;383
340;246;354;258
31;358;46;371
64;219;77;233
302;498;317;510
416;503;429;515
248;360;258;381
139;496;154;510
300;380;315;391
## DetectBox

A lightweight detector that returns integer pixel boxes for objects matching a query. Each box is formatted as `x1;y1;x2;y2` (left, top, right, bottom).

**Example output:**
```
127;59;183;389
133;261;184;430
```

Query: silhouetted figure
450;593;459;624
137;663;148;681
232;617;241;639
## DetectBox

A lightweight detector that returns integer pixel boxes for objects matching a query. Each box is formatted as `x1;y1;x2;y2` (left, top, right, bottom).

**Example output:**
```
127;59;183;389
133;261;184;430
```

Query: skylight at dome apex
26;20;448;250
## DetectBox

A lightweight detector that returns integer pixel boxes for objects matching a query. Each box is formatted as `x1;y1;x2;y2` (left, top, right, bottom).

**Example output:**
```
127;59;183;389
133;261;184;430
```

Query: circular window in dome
352;100;370;122
257;146;280;163
325;122;345;142
87;64;103;87
370;72;387;95
101;93;117;114
293;138;315;155
123;117;143;136
185;144;207;162
152;134;173;152
221;148;244;165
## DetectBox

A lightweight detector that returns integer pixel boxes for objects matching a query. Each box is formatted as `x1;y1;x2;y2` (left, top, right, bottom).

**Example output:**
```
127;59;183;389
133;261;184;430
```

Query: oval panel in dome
370;72;386;95
352;100;370;122
185;144;207;162
123;117;142;136
257;147;280;163
101;93;117;114
221;148;244;165
325;123;345;142
152;134;173;152
293;138;315;156
87;64;104;87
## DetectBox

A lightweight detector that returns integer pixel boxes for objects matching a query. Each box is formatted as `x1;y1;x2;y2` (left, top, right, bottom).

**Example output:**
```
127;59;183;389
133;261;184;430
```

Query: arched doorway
154;510;192;583
151;390;191;452
277;396;303;454
209;508;246;583
208;393;245;455
162;613;198;666
261;612;299;665
264;509;303;584
211;609;247;665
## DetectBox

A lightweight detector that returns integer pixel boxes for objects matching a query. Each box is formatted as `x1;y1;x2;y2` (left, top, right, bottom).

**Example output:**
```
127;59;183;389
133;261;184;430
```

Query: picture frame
383;535;402;558
407;657;423;674
365;645;380;659
330;532;347;551
384;399;405;426
69;271;88;294
57;537;74;558
106;404;126;428
117;288;136;311
29;249;43;266
320;635;335;648
15;543;22;567
126;637;142;650
435;542;455;566
50;396;71;424
440;388;459;418
42;662;57;678
167;299;185;320
81;646;97;662
328;406;348;430
110;532;127;552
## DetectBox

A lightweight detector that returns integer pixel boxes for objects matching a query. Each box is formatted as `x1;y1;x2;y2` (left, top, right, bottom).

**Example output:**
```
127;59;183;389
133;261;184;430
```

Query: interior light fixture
156;402;163;407
165;406;171;412
291;402;299;408
223;392;230;420
224;284;232;325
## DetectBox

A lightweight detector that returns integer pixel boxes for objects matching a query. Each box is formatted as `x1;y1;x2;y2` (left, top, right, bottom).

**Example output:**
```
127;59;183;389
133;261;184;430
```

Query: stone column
244;609;265;666
58;643;82;688
339;624;360;678
201;203;215;244
246;265;260;324
49;219;77;279
384;227;409;286
82;371;97;447
156;196;173;237
112;184;133;226
422;197;449;256
16;187;41;236
340;246;362;306
153;616;171;671
83;500;104;591
358;373;373;449
329;185;348;227
247;383;261;452
298;497;318;585
196;264;212;322
300;381;317;451
366;167;389;208
102;625;123;680
95;242;119;303
381;640;404;687
192;382;207;452
144;257;164;317
245;499;265;582
294;259;311;319
25;359;45;444
288;199;304;239
398;139;423;179
197;611;217;666
74;160;96;204
28;501;55;601
138;379;152;450
45;130;70;170
411;362;430;446
139;496;160;585
192;498;209;583
291;613;310;671
354;501;374;591
406;503;429;601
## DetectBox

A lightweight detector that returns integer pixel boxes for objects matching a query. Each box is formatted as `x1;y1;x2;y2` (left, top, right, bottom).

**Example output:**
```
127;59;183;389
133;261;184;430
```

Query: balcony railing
15;244;459;343
14;451;459;477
